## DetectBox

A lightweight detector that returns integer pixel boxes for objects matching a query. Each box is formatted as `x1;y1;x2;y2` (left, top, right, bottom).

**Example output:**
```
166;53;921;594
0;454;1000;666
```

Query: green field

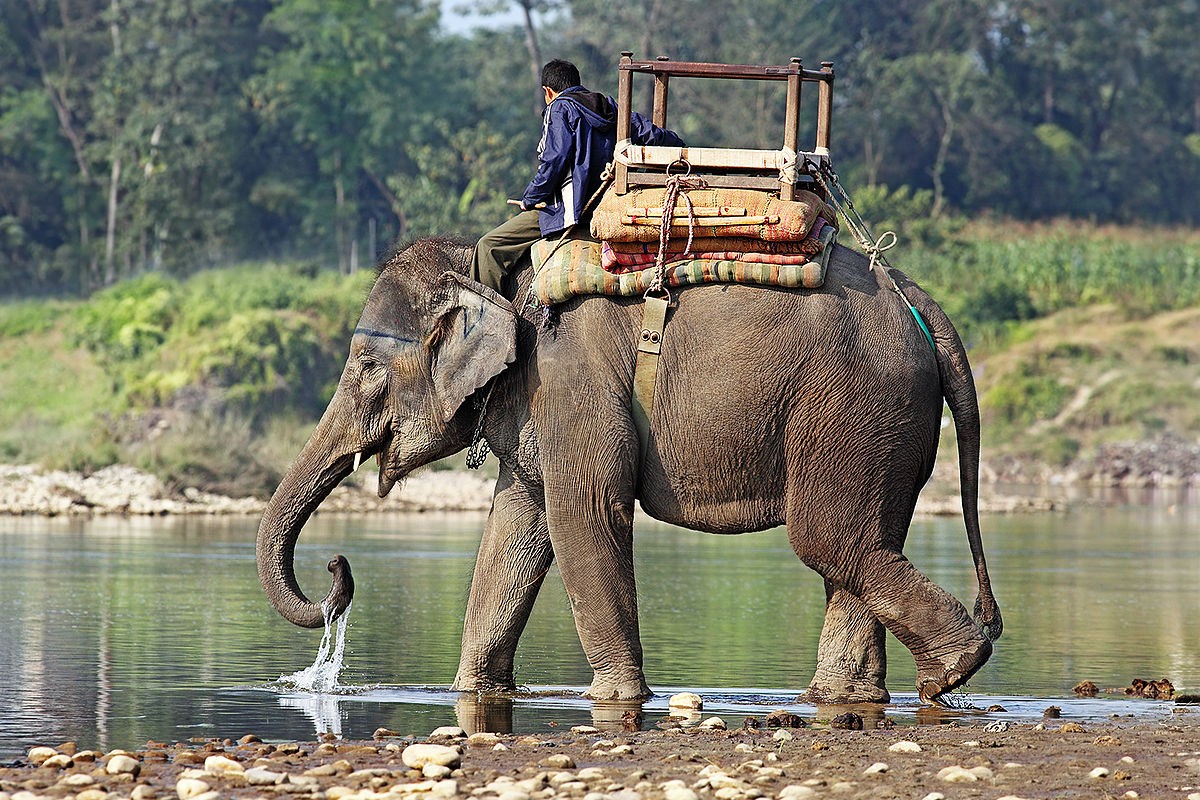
2;222;1197;495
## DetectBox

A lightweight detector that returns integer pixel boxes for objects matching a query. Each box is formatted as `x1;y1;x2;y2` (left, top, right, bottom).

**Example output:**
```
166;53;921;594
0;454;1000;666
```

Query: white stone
863;762;889;775
777;788;815;800
920;793;946;800
42;754;73;769
245;767;287;785
1121;756;1135;763
962;740;981;748
772;729;793;742
830;783;856;794
888;740;922;753
203;755;245;775
969;766;993;780
106;754;140;776
493;743;511;752
734;743;754;753
698;717;727;730
468;732;501;746
577;768;607;782
424;764;454;779
936;766;978;783
430;726;467;739
497;791;531;800
1123;792;1139;799
668;692;703;710
1089;767;1111;779
175;777;211;800
402;744;462;770
59;774;95;787
571;726;600;734
27;747;59;766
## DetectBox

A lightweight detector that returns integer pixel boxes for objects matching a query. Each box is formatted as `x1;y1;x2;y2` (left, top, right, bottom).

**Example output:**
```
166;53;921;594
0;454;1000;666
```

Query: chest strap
632;295;669;456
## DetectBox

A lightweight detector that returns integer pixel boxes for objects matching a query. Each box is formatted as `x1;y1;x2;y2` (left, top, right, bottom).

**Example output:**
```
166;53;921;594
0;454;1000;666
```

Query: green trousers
471;209;543;293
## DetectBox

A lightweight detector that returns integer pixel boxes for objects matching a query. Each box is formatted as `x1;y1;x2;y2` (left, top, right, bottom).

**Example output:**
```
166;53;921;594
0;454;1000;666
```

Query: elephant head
256;240;517;627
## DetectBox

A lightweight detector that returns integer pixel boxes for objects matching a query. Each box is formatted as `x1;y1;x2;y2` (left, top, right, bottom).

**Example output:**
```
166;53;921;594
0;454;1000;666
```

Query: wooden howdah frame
613;53;834;200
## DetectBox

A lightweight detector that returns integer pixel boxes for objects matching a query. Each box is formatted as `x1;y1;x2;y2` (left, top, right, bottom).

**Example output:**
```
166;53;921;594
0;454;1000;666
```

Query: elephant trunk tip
974;594;1003;642
323;554;355;622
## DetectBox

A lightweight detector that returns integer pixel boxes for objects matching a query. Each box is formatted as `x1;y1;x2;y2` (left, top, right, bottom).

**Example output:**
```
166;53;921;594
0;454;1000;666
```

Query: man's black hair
541;59;581;93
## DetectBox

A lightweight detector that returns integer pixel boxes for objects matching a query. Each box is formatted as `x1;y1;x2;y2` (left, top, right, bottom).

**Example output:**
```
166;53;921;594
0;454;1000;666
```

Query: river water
0;497;1197;757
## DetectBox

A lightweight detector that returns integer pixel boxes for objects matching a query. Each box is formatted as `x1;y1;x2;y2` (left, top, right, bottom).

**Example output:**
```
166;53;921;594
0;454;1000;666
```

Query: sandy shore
0;463;1058;518
4;708;1200;800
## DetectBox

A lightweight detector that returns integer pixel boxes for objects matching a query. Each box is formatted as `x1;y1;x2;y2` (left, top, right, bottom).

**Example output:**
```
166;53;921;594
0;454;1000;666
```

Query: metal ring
665;159;692;178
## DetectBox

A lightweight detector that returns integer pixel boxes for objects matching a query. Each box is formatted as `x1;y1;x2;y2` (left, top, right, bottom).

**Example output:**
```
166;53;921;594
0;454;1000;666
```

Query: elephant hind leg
854;549;992;704
801;581;890;704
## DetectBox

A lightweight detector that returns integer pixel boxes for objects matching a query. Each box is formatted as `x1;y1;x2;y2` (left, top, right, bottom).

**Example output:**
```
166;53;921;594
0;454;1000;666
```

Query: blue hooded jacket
521;85;685;235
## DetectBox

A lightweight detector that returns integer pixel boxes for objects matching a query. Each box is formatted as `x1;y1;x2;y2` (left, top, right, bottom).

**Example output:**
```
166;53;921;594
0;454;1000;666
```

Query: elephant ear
427;272;518;422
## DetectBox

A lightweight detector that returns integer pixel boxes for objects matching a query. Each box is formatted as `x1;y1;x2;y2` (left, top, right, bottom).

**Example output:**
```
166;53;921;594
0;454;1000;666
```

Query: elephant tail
910;287;1004;643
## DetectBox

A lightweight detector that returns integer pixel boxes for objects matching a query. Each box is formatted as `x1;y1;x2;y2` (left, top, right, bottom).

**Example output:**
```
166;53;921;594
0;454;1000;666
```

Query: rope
646;161;706;299
805;159;936;354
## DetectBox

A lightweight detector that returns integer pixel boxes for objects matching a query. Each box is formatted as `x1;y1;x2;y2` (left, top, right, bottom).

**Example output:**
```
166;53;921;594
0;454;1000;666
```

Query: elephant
256;236;1002;705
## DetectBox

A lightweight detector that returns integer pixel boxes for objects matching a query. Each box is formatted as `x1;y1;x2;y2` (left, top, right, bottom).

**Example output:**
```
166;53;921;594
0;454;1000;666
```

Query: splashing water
279;601;353;693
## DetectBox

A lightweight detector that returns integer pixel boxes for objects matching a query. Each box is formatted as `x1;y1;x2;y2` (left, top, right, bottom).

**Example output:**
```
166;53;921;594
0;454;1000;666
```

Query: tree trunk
518;0;543;116
334;149;347;274
104;156;121;285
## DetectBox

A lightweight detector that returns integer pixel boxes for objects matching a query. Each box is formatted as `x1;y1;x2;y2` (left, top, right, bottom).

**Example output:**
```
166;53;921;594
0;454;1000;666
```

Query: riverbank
4;710;1200;800
0;462;1066;517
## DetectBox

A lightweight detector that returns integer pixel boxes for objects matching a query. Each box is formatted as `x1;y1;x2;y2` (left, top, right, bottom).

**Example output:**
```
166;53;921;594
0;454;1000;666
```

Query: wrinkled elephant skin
256;237;1001;705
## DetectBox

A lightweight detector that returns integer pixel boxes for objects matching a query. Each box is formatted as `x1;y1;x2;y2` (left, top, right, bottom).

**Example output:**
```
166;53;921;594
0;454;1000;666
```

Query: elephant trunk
256;392;358;628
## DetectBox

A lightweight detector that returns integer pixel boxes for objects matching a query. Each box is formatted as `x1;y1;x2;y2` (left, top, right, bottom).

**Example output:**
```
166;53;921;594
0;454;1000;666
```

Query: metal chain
465;384;494;469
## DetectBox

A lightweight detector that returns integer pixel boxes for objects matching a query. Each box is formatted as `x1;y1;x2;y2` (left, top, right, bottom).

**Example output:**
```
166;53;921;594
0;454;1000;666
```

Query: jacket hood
554;86;616;131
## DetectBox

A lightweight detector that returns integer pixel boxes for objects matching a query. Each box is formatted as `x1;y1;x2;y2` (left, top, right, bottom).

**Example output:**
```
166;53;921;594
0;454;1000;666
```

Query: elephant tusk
352;452;361;472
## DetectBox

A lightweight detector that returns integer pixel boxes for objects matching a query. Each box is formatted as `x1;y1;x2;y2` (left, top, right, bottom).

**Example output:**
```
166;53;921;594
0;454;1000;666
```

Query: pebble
920;794;946;800
42;754;73;769
244;767;287;785
402;743;462;770
27;747;58;765
493;743;511;752
60;774;95;787
1089;767;1110;778
777;787;815;800
668;692;703;710
888;740;922;753
106;754;141;776
203;754;244;775
571;726;600;734
542;754;576;769
663;782;699;800
698;717;727;730
467;732;501;746
75;791;108;800
175;777;211;800
936;765;993;783
863;762;889;775
424;764;454;779
430;726;467;739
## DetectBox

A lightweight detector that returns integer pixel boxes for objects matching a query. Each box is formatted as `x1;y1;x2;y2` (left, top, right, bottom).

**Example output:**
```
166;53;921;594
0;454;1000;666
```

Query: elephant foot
583;671;652;701
800;679;890;705
451;670;518;695
915;636;992;705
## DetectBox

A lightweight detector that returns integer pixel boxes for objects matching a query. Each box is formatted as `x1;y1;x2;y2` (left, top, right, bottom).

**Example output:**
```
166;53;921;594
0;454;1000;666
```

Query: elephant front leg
453;469;553;693
802;581;889;704
545;482;650;701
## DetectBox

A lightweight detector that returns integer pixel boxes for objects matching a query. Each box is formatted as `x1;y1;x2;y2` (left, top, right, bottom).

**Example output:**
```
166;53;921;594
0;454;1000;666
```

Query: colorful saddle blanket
530;224;836;307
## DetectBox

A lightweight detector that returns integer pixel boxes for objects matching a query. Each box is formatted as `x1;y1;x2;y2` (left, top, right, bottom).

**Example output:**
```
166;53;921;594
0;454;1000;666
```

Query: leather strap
632;295;669;456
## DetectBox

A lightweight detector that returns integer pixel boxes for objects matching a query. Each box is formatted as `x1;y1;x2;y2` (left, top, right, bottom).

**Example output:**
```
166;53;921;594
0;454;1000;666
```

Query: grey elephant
256;237;1002;705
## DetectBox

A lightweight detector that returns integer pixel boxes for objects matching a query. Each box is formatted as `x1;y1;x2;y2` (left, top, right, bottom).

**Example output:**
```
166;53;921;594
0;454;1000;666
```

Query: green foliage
982;355;1071;428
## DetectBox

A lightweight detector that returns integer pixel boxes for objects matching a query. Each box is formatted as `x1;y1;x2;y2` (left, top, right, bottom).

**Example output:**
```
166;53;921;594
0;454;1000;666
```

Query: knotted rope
805;159;935;353
646;161;706;299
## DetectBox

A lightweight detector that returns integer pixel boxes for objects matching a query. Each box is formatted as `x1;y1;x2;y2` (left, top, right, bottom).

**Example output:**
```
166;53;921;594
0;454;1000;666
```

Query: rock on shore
0;464;494;516
0;462;1057;517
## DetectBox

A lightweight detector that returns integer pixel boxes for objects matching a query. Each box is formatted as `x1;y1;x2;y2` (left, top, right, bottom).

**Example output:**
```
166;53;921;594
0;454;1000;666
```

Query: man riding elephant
471;59;684;294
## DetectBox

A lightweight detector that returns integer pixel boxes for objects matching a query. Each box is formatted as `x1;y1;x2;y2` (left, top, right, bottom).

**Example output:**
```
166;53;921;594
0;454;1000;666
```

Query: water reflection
0;503;1197;756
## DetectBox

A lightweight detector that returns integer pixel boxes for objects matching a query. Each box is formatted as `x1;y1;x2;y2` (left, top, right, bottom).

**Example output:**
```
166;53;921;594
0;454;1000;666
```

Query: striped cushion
530;229;833;307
